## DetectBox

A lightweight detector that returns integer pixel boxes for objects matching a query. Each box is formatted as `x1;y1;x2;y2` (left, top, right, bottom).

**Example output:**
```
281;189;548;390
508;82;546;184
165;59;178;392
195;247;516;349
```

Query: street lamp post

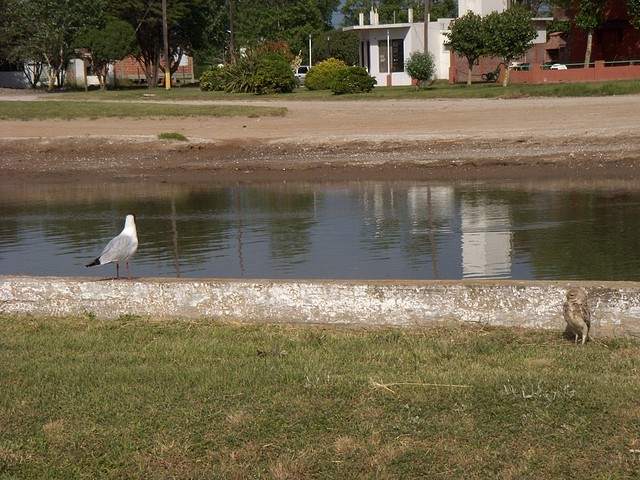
386;29;391;87
308;34;312;67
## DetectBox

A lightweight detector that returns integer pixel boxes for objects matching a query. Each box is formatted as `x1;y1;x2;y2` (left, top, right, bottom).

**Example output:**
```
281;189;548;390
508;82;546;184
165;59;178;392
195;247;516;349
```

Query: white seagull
86;214;139;279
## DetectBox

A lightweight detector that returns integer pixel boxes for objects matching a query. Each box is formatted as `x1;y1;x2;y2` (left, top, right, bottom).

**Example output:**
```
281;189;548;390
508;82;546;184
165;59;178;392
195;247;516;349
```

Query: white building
343;0;550;86
458;0;511;16
344;8;453;85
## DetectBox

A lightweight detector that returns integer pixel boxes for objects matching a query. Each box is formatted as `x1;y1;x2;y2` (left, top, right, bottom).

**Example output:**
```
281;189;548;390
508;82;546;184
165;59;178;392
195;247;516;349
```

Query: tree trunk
584;29;593;67
467;59;473;85
502;63;509;87
47;66;56;91
99;65;107;90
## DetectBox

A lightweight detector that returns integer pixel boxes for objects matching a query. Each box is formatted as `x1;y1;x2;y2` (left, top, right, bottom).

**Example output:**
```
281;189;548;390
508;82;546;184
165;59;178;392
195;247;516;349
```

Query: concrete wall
2;276;640;337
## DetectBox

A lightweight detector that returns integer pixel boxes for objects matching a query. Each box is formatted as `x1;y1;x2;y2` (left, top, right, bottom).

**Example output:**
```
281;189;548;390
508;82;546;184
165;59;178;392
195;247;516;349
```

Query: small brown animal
563;288;591;345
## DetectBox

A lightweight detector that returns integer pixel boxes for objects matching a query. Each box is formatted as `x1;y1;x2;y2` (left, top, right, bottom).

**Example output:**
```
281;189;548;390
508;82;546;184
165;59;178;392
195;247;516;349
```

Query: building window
391;39;404;73
378;40;388;73
378;39;404;73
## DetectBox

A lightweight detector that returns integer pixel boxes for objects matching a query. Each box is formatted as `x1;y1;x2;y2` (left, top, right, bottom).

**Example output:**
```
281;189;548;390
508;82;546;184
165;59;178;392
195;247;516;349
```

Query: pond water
2;178;640;281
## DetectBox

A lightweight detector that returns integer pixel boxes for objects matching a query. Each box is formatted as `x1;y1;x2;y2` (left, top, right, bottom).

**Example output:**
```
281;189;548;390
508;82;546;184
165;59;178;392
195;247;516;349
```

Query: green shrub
221;51;259;93
405;50;436;88
304;58;347;90
199;65;225;91
329;66;377;94
252;53;297;94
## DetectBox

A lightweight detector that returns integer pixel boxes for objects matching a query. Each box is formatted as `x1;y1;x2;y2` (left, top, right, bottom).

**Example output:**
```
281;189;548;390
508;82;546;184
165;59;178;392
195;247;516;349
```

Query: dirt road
1;92;639;183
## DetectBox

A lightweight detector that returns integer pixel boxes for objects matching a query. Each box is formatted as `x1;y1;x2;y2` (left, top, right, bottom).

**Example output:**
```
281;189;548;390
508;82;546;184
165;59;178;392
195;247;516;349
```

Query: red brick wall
113;55;194;83
449;44;549;83
567;0;640;64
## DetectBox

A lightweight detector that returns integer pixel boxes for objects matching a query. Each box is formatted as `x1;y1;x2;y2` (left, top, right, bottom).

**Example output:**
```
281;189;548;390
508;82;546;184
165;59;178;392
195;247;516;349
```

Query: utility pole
423;0;430;54
229;0;236;64
162;0;171;90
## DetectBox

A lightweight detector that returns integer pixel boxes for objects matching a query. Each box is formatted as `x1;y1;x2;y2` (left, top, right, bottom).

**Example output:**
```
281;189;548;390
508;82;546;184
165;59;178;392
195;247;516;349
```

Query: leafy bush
252;53;297;94
405;51;436;88
329;66;376;94
304;58;347;90
199;65;225;91
221;51;260;93
199;48;297;95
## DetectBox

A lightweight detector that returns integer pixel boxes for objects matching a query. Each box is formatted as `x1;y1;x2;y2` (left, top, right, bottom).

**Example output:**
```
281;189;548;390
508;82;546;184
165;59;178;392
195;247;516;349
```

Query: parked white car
294;66;309;86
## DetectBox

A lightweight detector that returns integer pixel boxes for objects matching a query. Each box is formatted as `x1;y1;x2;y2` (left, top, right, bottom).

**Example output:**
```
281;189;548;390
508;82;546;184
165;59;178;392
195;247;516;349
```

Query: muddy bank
1;95;639;184
1;134;639;184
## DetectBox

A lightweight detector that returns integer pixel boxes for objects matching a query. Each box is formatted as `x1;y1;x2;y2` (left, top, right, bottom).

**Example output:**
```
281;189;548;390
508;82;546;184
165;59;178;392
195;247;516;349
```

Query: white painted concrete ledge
2;276;640;337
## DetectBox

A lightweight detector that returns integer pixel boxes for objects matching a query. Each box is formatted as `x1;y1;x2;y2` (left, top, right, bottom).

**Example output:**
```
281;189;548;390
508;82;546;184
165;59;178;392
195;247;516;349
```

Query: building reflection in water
460;198;512;279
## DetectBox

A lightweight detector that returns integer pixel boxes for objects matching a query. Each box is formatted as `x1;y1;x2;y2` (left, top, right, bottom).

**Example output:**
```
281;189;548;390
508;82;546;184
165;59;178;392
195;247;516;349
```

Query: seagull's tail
85;258;100;268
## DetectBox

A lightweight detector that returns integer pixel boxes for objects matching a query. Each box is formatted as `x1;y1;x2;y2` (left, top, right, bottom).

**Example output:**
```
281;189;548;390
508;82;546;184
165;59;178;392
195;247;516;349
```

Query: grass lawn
66;78;640;100
1;315;639;478
0;100;286;121
1;80;639;121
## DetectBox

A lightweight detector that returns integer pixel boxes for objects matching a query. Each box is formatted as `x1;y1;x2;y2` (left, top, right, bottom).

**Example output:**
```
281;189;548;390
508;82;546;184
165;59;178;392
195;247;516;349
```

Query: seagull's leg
126;261;132;280
116;263;120;279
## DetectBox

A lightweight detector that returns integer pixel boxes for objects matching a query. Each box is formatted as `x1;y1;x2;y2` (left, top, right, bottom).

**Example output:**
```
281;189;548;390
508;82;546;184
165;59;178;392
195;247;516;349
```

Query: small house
343;0;552;86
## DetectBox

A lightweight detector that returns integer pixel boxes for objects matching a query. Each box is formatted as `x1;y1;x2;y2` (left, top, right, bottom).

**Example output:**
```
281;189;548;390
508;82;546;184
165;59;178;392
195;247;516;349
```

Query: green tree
572;0;608;66
192;0;229;67
108;0;212;87
233;0;333;65
317;0;342;29
74;20;137;89
483;6;537;87
5;0;104;90
430;0;458;20
444;11;485;85
326;29;359;65
0;0;43;87
627;0;640;28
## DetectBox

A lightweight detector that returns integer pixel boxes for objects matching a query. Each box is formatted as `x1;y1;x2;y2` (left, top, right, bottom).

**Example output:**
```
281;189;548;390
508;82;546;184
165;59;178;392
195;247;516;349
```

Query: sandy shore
1;92;639;184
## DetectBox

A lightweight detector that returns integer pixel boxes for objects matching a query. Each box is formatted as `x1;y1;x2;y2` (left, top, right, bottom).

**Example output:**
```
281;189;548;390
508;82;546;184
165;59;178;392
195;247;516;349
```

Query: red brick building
112;55;195;85
562;1;640;64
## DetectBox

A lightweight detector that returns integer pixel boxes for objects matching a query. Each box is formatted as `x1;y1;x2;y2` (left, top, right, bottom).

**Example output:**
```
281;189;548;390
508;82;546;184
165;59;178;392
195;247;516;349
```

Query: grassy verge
1;315;639;478
2;80;638;121
0;100;286;120
52;78;640;102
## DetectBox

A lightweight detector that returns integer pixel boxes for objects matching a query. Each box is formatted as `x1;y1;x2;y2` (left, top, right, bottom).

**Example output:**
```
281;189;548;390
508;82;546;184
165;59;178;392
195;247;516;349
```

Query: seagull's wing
99;234;136;264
